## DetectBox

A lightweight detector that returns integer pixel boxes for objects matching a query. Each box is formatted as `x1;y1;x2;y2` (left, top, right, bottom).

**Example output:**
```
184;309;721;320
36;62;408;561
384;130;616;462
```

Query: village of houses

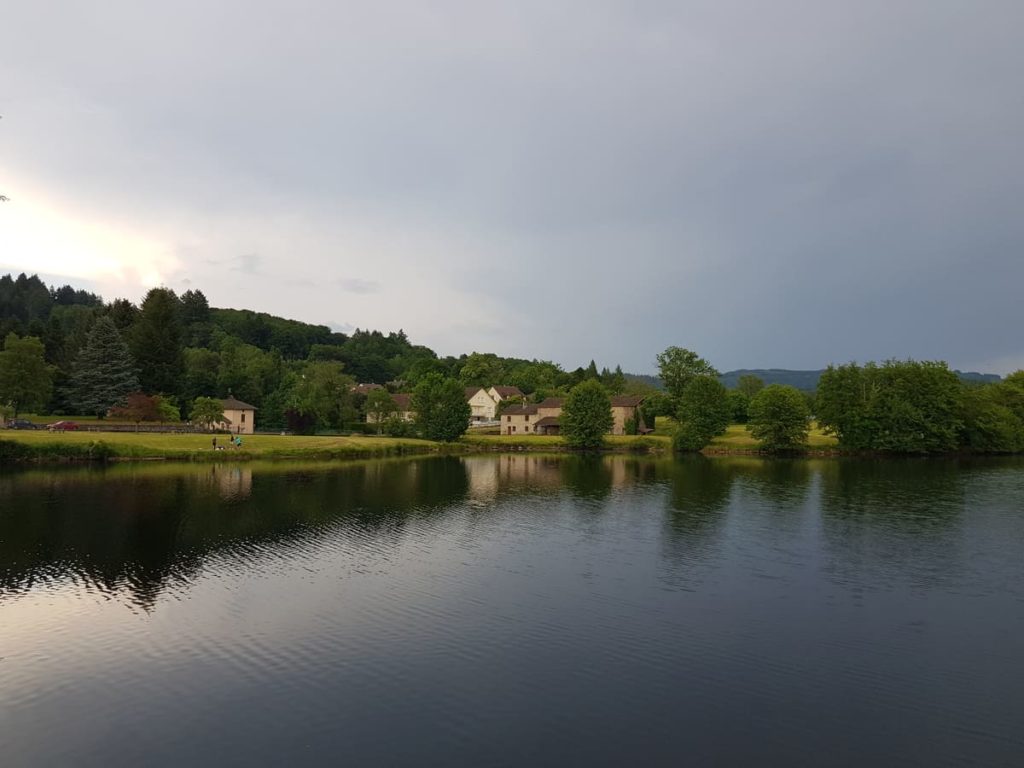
209;385;647;436
213;385;647;436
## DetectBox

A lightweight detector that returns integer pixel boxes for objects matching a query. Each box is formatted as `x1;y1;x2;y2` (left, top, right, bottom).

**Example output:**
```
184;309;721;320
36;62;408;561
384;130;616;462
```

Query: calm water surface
2;454;1023;766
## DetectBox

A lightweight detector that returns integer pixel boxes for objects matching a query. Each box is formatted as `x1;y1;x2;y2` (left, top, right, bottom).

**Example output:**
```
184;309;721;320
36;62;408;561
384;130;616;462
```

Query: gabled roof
490;386;524;398
221;396;257;411
503;405;539;416
391;394;413;411
610;396;644;407
465;387;488;400
536;397;565;409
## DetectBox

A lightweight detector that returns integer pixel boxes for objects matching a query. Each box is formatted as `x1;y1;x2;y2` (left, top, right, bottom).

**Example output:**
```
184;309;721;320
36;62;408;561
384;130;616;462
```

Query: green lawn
707;423;837;450
0;430;443;461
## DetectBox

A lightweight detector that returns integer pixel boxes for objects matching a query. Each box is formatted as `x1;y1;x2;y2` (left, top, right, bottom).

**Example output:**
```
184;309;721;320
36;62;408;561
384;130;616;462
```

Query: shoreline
3;433;1018;465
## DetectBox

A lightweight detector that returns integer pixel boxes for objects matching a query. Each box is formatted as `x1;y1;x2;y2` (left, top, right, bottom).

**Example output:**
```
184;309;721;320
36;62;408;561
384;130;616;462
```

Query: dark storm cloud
2;0;1022;372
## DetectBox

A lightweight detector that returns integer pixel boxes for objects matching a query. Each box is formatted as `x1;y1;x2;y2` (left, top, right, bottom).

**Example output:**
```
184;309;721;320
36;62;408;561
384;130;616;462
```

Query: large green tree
287;362;355;431
0;333;52;417
562;379;613;449
364;388;398;434
656;346;718;408
737;374;765;398
412;373;471;442
817;360;963;452
71;316;139;417
190;396;226;430
131;288;183;396
747;384;811;451
677;376;731;443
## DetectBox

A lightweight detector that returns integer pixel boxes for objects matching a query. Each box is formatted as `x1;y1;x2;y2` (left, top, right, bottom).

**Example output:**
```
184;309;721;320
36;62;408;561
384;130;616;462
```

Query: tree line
0;273;639;434
653;345;1024;454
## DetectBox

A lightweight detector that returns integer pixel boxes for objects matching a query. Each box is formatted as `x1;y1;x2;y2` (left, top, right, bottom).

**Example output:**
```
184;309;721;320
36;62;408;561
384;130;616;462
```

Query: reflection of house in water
207;465;254;499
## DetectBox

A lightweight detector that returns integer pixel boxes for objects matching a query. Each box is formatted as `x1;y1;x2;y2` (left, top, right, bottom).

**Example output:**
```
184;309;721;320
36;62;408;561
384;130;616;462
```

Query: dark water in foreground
2;455;1023;767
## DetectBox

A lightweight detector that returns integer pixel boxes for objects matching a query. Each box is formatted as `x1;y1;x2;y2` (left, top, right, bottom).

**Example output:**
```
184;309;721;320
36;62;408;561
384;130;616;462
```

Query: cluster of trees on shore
653;346;1024;454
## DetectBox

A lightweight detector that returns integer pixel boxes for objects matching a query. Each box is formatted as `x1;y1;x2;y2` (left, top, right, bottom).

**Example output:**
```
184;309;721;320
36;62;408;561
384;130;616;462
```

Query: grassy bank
0;431;448;463
1;423;841;464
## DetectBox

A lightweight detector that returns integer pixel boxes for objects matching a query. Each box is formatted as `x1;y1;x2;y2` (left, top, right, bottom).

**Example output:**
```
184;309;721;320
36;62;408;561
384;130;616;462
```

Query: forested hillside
0;273;636;429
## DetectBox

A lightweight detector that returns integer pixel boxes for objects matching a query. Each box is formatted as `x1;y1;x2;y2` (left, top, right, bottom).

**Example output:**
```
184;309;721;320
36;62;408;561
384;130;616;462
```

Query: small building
365;393;416;424
218;396;257;435
501;395;648;436
610;395;648;435
501;404;539;435
466;387;499;423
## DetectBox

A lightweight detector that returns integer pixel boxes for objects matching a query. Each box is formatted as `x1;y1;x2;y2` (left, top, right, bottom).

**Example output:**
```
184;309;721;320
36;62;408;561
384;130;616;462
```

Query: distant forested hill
720;368;1001;391
631;368;1002;392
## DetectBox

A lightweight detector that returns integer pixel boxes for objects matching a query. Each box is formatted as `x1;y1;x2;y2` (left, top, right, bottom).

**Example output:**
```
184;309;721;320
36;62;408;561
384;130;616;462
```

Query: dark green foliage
71;317;139;416
190;396;226;429
131;288;184;395
672;422;708;452
747;385;811;452
737;374;764;398
0;333;52;417
286;362;356;431
677;376;731;442
412;373;471;442
727;390;750;423
364;389;398;433
816;360;963;453
958;384;1024;453
657;346;719;407
562;379;613;449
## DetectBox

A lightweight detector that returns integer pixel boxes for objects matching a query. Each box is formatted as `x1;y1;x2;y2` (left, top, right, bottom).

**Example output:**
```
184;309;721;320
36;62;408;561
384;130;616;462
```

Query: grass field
0;431;445;462
707;424;838;450
1;422;840;463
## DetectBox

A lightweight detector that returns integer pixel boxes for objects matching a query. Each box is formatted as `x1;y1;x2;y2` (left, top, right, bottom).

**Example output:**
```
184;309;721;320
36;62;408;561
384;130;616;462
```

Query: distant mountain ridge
628;368;1002;392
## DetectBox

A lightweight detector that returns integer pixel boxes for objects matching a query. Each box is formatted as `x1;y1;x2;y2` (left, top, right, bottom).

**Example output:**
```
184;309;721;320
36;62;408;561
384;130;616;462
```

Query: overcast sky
2;1;1022;374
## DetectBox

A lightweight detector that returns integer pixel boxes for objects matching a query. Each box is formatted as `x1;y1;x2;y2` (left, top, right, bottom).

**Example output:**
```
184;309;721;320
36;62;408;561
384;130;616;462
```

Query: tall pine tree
72;316;139;416
131;288;183;396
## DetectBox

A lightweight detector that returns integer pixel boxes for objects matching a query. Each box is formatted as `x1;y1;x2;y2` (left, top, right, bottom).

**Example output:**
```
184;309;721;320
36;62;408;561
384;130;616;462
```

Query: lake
2;454;1023;766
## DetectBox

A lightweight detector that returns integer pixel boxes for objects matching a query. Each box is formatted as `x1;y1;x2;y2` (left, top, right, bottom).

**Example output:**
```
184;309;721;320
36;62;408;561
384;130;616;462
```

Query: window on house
506;415;511;422
512;426;516;433
241;413;246;424
525;414;530;421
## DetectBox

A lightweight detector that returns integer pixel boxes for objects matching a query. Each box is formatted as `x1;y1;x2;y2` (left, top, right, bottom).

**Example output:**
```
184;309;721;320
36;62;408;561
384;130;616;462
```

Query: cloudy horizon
2;1;1022;375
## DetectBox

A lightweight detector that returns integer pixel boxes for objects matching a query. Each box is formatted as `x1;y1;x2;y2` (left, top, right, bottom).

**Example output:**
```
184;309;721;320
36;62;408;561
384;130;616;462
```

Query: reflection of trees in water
0;458;469;611
656;456;735;589
731;458;813;511
817;459;969;591
559;455;614;502
819;459;965;531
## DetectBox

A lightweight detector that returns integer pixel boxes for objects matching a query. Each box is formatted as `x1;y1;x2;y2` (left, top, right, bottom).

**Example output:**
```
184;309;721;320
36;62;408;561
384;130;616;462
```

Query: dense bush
562;380;613;449
747;385;810;452
672;376;730;452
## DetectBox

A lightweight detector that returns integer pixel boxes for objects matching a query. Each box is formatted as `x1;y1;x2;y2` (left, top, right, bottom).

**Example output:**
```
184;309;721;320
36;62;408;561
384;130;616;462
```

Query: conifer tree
131;288;183;395
71;316;139;416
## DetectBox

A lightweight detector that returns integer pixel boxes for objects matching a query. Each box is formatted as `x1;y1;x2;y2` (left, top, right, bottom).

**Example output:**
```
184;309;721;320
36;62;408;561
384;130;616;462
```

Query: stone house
217;396;257;435
501;395;648;436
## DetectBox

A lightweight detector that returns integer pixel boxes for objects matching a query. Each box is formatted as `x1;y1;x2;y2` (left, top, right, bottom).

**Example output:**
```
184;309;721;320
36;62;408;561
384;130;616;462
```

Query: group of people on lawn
212;435;243;451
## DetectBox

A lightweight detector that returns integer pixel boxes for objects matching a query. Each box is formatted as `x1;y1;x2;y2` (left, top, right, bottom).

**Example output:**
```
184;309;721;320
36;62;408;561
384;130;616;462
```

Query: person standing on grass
235;435;242;450
212;436;217;450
